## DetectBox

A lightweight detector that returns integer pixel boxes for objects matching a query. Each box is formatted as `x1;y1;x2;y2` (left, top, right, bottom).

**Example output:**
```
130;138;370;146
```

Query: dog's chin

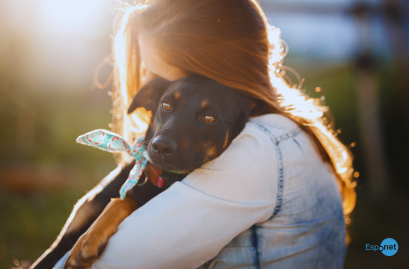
149;160;177;172
149;158;203;173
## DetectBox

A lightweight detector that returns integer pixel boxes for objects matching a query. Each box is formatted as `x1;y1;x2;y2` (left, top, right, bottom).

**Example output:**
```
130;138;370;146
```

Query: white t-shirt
91;114;283;269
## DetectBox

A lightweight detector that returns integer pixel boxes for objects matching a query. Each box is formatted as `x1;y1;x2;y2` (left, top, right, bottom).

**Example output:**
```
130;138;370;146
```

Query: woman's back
201;114;346;269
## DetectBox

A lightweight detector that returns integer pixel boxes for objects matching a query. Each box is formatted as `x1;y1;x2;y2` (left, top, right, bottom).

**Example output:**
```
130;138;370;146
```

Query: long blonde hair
108;0;356;217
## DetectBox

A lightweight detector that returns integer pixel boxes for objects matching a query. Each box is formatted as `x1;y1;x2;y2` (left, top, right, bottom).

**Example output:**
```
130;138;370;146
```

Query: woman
55;0;356;268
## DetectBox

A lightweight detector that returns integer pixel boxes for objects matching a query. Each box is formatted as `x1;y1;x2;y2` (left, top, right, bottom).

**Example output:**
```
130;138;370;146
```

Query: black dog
31;74;256;269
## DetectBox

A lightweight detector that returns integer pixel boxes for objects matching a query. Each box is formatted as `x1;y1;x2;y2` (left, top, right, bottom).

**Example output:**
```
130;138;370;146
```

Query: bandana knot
76;129;149;200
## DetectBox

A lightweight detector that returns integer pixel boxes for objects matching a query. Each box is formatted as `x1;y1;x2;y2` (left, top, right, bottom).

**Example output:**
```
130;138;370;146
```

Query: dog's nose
151;136;176;159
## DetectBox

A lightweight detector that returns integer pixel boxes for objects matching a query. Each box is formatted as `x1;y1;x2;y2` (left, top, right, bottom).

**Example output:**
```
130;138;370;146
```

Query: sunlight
113;3;150;141
38;0;110;34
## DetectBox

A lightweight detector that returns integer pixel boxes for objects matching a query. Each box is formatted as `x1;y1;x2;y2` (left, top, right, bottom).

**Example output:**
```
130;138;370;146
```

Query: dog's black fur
31;74;255;268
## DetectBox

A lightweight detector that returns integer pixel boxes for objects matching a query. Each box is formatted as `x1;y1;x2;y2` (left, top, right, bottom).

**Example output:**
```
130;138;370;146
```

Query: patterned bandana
76;129;150;200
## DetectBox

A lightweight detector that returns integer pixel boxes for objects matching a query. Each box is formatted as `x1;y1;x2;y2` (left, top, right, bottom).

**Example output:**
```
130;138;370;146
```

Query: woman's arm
91;122;278;269
30;158;135;269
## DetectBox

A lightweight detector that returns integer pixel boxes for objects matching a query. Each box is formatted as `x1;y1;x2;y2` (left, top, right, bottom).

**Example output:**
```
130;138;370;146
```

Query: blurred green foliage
0;190;83;268
0;86;114;169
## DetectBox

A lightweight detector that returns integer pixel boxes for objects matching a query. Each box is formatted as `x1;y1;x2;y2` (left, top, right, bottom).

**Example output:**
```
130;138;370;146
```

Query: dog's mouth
149;160;190;175
145;161;188;188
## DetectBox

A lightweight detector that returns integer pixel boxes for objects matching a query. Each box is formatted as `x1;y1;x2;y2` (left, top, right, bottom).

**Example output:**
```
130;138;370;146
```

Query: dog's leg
64;197;138;269
63;165;169;269
30;159;135;269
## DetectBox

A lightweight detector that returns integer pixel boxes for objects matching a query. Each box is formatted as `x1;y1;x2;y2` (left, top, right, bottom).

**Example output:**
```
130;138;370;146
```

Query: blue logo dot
381;238;398;256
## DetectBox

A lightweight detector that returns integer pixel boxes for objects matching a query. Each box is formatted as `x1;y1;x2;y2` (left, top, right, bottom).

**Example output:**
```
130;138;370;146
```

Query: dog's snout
151;136;176;159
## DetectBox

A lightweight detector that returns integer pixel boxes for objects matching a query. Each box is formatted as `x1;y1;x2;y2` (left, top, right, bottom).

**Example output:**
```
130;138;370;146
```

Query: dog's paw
64;197;137;269
63;231;107;269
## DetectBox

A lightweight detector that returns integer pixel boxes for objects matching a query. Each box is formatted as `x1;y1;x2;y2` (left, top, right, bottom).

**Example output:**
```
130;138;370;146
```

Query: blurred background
0;0;408;268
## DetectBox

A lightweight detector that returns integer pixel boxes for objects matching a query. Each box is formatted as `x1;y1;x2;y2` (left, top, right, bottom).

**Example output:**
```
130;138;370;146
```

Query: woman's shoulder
245;113;301;141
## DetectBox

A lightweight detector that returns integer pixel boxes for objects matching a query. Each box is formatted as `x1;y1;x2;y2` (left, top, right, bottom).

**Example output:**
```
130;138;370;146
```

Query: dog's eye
161;102;171;111
204;115;216;123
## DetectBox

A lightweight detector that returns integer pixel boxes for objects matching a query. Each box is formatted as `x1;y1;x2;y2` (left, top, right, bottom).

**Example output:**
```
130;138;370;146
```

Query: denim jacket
199;115;346;269
54;114;345;269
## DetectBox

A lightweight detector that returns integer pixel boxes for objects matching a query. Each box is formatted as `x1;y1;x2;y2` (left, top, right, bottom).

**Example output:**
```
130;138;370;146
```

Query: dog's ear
127;78;170;114
231;95;257;139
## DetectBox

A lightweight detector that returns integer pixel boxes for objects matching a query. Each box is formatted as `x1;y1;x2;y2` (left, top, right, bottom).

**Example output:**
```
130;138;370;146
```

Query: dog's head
128;74;255;173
